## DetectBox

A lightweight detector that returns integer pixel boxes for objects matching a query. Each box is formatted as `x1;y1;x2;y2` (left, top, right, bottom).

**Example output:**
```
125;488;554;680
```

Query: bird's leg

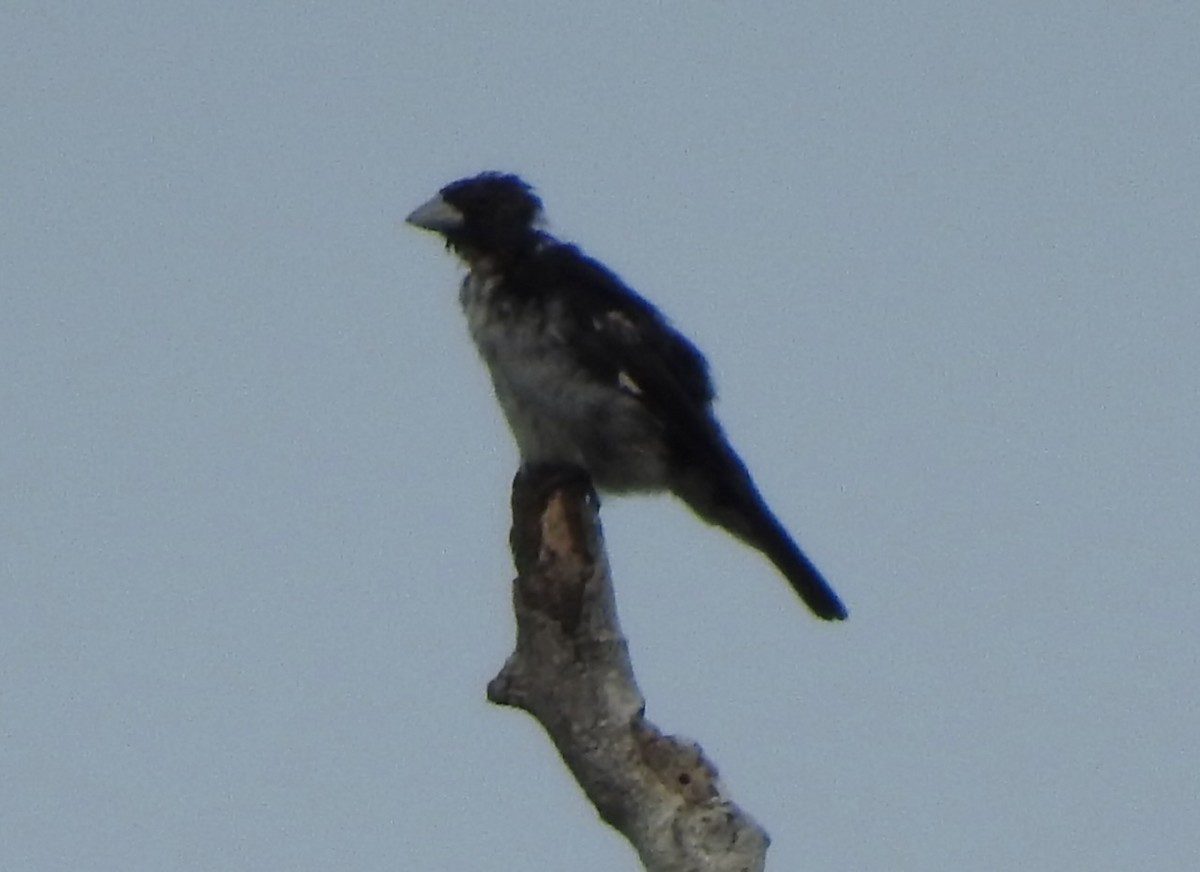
512;462;597;507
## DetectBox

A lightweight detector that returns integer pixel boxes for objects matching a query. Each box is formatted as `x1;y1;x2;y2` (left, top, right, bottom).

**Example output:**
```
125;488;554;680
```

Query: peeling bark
488;466;770;872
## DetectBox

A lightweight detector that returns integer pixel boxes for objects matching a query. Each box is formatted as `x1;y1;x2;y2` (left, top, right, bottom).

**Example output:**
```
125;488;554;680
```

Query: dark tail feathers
672;454;848;621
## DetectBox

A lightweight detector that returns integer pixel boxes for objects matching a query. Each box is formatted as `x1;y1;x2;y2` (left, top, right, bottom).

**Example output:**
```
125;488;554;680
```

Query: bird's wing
537;245;727;466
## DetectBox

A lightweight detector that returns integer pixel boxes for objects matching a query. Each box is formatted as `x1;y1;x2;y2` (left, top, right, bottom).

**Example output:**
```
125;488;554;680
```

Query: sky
3;2;1198;870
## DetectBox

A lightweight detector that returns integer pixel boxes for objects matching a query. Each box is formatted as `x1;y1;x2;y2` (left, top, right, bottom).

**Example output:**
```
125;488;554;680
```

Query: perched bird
406;173;847;621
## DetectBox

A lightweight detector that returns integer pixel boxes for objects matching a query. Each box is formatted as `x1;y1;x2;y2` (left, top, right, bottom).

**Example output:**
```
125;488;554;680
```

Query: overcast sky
3;3;1198;871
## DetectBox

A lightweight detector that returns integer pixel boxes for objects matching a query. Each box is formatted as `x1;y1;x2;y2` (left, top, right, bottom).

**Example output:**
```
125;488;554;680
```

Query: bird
405;172;847;621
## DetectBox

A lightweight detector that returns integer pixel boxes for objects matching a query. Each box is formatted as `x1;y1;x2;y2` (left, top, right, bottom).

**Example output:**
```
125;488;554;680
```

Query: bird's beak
405;194;464;233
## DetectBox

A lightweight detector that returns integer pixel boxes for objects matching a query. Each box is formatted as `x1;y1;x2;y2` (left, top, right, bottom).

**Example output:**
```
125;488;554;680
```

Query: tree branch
487;466;770;872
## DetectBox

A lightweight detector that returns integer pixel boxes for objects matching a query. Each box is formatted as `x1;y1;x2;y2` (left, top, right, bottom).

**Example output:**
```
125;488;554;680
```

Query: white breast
458;272;669;490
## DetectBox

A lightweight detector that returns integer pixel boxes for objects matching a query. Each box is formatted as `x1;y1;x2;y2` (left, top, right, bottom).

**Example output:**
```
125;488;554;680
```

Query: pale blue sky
3;3;1198;870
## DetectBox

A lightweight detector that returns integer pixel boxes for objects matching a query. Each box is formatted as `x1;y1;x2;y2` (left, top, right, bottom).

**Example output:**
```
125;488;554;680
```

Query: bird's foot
512;463;597;507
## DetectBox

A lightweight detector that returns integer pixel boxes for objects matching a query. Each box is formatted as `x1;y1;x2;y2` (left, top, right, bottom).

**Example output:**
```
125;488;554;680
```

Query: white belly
460;273;669;491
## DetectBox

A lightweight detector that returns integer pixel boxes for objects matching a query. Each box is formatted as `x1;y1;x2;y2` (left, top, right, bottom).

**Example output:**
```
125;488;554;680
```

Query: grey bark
487;468;770;872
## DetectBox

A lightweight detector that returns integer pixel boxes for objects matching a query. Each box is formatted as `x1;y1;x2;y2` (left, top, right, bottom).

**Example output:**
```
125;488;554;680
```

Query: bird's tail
749;509;848;621
673;451;848;621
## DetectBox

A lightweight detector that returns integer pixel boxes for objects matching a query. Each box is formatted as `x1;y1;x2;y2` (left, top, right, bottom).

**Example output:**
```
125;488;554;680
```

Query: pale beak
405;194;464;233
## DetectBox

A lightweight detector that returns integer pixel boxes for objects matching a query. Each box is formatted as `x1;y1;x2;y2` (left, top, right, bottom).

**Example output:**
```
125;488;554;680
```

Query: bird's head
406;172;544;267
